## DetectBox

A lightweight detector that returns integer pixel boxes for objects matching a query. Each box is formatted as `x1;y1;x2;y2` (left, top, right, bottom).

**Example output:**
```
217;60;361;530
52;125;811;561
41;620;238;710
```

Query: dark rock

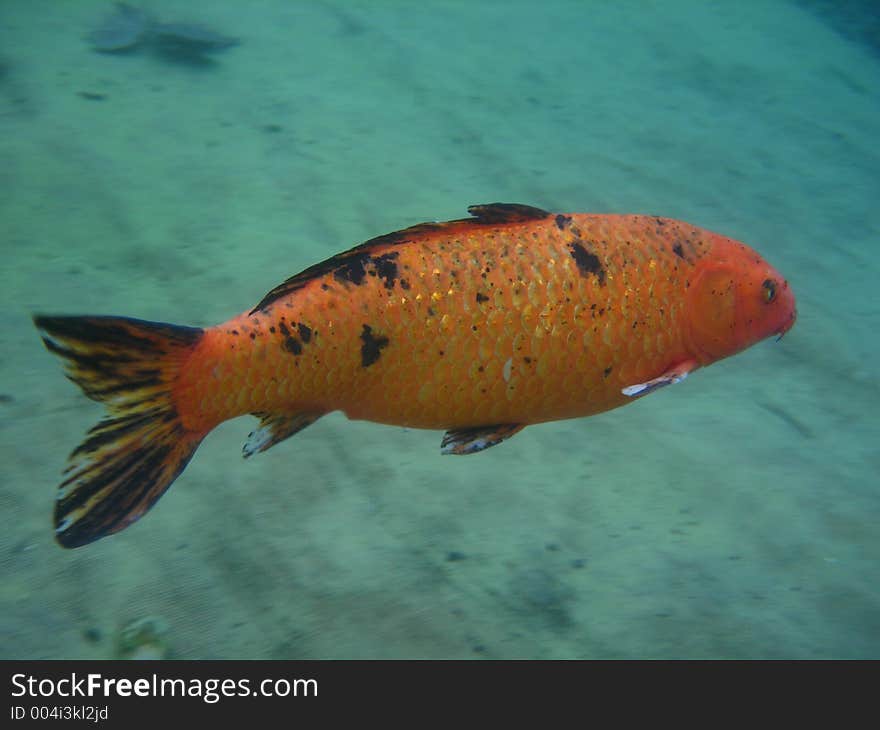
87;4;240;62
89;2;153;52
152;22;240;53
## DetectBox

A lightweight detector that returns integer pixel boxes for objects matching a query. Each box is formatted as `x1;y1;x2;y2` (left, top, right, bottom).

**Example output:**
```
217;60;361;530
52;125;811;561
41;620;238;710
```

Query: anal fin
441;423;525;455
622;359;697;398
243;411;324;458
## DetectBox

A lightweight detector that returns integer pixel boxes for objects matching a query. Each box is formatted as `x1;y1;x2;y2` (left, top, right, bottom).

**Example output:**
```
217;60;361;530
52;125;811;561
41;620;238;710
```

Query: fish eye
762;279;777;304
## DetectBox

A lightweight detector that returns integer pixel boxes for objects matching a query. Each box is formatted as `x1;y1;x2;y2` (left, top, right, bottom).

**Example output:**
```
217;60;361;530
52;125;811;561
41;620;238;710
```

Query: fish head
685;238;796;363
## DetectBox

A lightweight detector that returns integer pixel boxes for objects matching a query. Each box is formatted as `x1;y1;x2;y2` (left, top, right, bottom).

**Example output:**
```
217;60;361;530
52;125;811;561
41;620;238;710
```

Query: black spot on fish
333;251;399;290
476;292;489;303
297;322;312;343
277;321;302;356
603;366;612;378
334;255;368;286
400;278;410;290
568;241;605;285
672;242;685;259
360;324;389;367
283;338;302;355
372;252;399;290
555;214;572;230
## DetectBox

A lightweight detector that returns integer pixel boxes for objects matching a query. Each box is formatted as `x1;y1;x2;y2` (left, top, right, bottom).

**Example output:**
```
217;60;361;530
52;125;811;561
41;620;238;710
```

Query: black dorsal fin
466;203;551;224
251;203;553;313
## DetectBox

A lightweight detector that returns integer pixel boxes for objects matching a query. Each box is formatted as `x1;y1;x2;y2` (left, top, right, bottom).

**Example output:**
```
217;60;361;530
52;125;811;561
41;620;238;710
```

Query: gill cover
685;265;740;363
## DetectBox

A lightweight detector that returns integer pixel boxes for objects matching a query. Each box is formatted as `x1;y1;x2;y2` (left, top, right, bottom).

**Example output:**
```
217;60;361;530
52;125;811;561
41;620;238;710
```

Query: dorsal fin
466;203;550;224
250;203;553;313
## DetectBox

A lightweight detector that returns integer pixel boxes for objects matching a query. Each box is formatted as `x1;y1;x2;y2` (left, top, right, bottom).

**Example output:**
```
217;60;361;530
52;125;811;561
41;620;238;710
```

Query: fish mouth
775;308;797;341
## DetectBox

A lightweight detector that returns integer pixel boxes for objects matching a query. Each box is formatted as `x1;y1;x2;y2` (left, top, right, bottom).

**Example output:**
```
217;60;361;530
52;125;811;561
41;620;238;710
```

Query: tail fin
33;315;206;548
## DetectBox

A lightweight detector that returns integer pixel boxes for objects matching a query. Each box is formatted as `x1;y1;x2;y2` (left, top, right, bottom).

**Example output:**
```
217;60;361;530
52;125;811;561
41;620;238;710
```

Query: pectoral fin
622;359;697;398
441;423;525;455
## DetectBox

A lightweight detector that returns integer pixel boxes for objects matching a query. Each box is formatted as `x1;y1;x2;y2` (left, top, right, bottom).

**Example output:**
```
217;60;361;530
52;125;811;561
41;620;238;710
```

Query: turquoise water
1;0;877;658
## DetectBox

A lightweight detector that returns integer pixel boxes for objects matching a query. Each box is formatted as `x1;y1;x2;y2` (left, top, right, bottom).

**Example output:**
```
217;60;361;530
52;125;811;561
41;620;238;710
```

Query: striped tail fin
33;315;206;548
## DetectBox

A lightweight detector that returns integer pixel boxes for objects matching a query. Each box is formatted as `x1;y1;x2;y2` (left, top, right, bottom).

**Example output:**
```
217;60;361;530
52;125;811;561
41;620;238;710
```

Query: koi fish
34;203;796;548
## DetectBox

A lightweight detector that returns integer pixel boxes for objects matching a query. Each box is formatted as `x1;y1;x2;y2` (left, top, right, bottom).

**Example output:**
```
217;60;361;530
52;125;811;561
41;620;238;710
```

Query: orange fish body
35;204;796;547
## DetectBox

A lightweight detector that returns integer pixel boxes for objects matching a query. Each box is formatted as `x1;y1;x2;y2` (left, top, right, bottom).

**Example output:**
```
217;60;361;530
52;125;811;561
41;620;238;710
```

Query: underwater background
1;0;877;659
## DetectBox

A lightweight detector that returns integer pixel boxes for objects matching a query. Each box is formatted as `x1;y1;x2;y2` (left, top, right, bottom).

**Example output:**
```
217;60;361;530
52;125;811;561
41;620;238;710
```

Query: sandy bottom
1;0;877;658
